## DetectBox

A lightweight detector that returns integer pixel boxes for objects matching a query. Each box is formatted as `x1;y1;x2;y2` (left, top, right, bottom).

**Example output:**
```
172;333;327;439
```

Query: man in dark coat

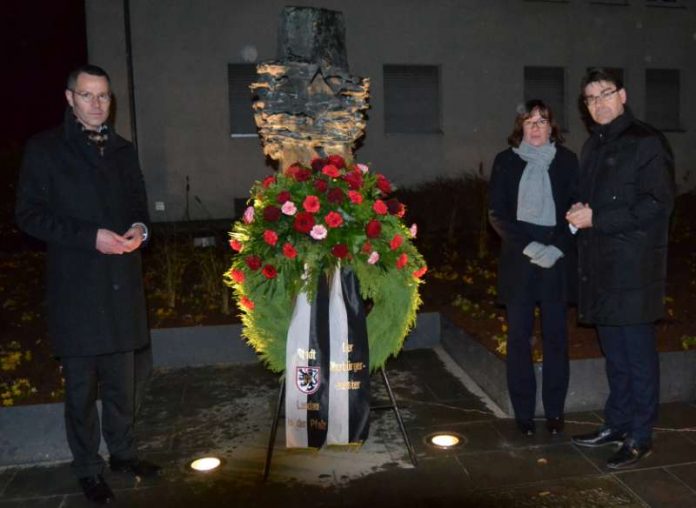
566;68;674;469
16;65;159;504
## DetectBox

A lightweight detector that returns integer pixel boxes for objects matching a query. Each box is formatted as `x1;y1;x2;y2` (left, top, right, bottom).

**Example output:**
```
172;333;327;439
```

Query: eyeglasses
584;88;618;107
71;90;112;104
523;118;549;129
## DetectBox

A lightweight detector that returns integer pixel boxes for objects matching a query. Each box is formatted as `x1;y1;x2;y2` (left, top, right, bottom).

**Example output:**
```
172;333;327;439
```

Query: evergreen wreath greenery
224;155;427;373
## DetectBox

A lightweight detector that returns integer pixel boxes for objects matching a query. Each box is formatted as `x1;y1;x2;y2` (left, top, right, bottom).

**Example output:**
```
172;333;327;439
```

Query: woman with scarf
489;100;578;436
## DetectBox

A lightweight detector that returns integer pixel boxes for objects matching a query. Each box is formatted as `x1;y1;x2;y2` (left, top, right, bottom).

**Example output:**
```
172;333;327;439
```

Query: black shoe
607;439;652;469
109;457;161;478
572;428;626;448
79;475;114;505
516;419;536;436
546;417;564;435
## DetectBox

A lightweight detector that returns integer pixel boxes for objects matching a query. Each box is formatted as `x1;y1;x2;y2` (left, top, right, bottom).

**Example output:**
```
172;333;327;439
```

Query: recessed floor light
189;457;222;472
425;432;465;449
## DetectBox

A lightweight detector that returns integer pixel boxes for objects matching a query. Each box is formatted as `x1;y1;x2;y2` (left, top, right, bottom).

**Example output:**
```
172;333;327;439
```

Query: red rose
303;195;321;213
311;157;327;172
390;234;404;251
325;211;344;228
245;255;262;271
240;296;255;310
396;253;408;269
262;175;276;188
229;239;243;251
262;264;277;279
348;190;363;204
361;241;372;253
331;244;349;259
228;269;245;283
294;168;312;182
365;219;381;238
343;170;363;190
294;212;315;233
263;205;282;222
322;164;341;178
373;199;388;215
276;190;292;204
282;242;297;259
327;187;345;204
285;164;302;178
327;154;346;169
263;230;278;246
314;178;328;193
376;174;392;194
413;266;428;279
386;198;405;217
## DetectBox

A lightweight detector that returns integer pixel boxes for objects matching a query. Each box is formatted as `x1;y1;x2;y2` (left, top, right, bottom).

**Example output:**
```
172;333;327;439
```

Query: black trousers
597;324;659;447
506;302;569;422
61;351;137;478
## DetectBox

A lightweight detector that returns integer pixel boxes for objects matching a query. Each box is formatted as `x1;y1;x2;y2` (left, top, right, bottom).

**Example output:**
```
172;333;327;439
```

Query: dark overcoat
576;110;674;325
15;112;150;357
489;145;578;304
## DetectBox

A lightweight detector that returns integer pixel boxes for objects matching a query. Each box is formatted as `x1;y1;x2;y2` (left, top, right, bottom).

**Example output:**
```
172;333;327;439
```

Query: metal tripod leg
262;377;285;482
378;367;418;467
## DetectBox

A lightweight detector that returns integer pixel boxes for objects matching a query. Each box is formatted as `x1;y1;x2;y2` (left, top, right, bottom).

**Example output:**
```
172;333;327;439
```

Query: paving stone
656;401;696;430
617;467;696;507
456;443;599;489
667;462;696;491
0;471;14;497
3;352;696;506
467;475;642;507
0;496;64;507
2;464;79;498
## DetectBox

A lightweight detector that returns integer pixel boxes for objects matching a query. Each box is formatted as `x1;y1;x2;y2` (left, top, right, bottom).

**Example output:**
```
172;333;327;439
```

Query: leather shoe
516;419;536;436
546;417;564;435
572;427;626;448
79;475;114;504
607;440;652;469
109;457;161;478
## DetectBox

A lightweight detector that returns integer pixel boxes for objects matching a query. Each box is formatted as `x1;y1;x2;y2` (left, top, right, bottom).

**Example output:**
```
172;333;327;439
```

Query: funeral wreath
225;155;426;372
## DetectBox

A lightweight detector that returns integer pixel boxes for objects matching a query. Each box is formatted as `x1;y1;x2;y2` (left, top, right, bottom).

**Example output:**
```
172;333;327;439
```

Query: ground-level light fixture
189;456;222;472
425;432;465;449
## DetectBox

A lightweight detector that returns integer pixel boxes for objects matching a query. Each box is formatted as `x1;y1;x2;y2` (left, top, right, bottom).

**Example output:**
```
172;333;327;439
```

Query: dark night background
2;1;87;152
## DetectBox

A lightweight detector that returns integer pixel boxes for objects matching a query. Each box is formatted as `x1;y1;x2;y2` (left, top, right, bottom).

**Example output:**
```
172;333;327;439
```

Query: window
646;69;681;131
524;66;565;129
646;0;685;8
383;65;441;134
588;0;628;5
228;63;258;137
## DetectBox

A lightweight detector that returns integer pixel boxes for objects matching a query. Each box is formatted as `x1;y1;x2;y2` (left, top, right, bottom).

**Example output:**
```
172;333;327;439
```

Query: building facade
86;0;696;220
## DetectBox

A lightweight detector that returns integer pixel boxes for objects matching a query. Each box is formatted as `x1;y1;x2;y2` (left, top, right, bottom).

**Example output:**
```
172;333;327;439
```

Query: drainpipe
123;0;138;149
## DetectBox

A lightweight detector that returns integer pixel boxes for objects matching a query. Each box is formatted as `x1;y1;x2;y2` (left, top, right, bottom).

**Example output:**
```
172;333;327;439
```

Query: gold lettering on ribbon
309;418;327;430
329;361;366;373
296;348;317;360
296;401;320;411
336;381;362;390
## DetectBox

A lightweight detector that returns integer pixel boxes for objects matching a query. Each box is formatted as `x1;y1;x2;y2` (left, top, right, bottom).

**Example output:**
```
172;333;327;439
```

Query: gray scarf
513;141;557;226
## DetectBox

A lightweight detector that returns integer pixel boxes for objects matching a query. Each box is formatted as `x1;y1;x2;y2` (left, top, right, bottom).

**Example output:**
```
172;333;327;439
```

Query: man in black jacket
16;65;159;504
566;68;674;469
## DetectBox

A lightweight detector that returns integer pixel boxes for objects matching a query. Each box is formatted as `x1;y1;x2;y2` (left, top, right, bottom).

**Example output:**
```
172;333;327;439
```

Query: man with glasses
16;65;159;504
566;68;674;469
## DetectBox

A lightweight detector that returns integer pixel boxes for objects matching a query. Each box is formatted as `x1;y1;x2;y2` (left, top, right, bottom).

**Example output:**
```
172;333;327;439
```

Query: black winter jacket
489;145;579;304
576;110;674;325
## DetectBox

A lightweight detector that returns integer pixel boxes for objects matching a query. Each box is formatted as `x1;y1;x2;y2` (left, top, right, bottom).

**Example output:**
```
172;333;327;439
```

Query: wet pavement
1;347;695;507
